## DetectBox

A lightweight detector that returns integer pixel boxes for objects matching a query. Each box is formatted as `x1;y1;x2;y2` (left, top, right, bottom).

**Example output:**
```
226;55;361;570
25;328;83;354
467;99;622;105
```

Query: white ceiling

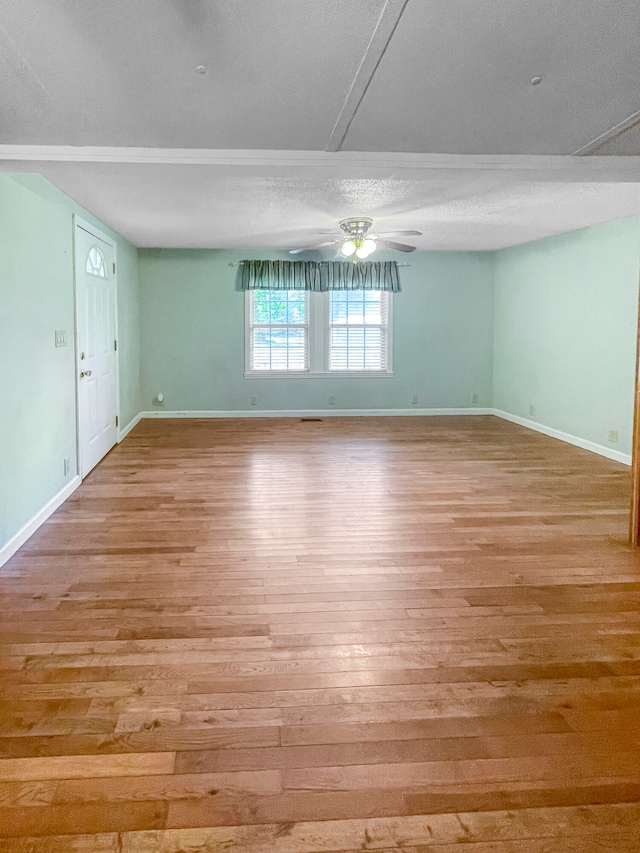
1;1;639;249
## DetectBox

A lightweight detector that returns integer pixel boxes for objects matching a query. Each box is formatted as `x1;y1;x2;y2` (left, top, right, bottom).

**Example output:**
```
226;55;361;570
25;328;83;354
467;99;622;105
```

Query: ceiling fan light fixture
339;239;357;257
357;238;377;258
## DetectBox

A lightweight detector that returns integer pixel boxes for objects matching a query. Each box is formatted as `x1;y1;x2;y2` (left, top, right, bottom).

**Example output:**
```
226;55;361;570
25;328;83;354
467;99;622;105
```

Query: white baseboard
491;409;631;466
0;476;82;567
140;407;493;419
118;412;143;441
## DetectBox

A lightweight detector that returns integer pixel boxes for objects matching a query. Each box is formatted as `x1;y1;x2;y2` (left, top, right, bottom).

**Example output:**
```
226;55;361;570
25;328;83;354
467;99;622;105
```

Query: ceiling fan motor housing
339;217;373;238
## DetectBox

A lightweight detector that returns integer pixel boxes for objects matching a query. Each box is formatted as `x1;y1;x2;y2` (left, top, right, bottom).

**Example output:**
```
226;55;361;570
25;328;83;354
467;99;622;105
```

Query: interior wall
493;216;640;458
0;174;142;554
138;248;495;413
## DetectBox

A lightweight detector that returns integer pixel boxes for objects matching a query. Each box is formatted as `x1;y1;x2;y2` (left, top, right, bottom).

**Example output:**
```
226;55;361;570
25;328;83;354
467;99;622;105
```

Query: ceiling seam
572;109;640;156
0;20;57;128
324;0;409;153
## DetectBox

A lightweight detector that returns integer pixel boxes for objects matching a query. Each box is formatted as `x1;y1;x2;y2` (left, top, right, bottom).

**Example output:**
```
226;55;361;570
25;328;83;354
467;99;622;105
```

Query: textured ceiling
1;0;639;248
5;159;640;250
0;0;386;149
343;0;640;155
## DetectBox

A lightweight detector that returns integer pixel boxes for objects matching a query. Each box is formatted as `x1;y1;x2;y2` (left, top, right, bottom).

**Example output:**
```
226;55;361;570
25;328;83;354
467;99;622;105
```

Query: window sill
244;371;395;379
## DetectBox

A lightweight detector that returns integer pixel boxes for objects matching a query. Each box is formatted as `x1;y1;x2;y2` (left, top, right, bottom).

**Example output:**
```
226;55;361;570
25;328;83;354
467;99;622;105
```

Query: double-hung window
248;290;309;371
328;290;389;371
246;290;392;375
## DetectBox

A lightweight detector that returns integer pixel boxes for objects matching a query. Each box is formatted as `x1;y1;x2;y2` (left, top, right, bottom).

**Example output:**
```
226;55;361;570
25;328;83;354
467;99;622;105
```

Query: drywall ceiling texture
589;120;640;156
4;161;640;250
342;0;640;155
0;0;386;149
1;0;638;154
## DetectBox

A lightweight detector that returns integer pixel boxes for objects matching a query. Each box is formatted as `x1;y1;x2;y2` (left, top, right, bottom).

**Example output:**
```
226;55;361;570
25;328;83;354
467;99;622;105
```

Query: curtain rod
228;261;411;267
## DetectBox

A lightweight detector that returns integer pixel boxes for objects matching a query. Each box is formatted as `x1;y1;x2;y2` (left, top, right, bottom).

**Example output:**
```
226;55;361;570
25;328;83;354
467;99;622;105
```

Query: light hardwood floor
1;415;640;852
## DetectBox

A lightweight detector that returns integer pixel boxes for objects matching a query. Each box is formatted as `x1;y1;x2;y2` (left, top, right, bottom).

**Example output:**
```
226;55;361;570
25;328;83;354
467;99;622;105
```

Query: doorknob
80;370;92;378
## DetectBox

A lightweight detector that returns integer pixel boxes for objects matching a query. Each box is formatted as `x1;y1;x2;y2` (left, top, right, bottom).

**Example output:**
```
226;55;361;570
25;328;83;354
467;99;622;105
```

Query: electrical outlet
328;394;335;405
411;394;419;405
250;395;257;406
528;403;536;417
55;330;67;347
63;456;71;476
472;393;479;405
608;429;619;443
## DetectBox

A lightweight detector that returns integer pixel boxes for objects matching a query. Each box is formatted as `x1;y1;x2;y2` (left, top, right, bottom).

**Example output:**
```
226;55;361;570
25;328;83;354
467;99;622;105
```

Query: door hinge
113;262;116;274
114;339;117;351
115;415;119;427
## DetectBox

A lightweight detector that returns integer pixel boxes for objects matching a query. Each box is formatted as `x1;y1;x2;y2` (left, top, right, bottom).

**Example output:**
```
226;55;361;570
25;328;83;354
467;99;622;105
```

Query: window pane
363;291;382;324
86;245;108;278
252;290;306;324
285;291;306;324
252;328;307;370
330;290;382;324
329;327;384;370
252;291;273;324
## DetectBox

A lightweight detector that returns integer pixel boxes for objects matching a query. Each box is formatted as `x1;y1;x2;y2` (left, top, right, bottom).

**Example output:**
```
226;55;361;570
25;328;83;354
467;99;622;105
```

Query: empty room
2;2;640;851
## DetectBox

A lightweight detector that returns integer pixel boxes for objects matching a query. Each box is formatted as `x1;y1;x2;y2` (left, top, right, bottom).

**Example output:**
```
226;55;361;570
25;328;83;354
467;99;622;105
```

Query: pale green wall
138;248;495;412
493;217;640;456
0;175;141;551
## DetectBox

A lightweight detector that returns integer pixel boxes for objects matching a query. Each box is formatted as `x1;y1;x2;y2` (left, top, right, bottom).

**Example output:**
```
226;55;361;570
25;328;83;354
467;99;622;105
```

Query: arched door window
86;245;108;278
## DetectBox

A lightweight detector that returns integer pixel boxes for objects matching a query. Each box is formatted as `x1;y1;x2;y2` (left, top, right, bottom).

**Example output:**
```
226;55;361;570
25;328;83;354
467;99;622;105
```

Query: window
246;290;392;375
86;245;108;278
249;290;308;371
329;291;388;371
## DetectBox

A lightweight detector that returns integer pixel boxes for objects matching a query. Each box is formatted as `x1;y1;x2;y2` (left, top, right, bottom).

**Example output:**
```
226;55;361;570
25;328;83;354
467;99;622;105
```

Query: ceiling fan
289;217;422;259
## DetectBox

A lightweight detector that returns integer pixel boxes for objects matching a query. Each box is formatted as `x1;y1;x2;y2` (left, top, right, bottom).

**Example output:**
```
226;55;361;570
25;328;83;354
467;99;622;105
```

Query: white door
75;221;118;477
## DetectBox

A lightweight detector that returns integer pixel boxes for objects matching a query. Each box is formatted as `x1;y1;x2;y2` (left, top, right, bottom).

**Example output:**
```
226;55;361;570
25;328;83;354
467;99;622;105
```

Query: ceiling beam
2;147;640;183
324;0;409;153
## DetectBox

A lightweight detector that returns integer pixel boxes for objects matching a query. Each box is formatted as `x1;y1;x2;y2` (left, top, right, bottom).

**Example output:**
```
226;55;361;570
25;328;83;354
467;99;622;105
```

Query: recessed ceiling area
1;0;639;250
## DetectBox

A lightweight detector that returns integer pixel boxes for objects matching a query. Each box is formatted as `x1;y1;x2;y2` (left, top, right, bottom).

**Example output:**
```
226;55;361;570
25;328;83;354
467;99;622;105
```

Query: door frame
73;215;120;479
630;268;640;544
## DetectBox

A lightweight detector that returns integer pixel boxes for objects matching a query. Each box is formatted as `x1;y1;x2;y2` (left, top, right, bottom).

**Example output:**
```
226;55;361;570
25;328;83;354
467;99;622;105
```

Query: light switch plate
55;330;67;347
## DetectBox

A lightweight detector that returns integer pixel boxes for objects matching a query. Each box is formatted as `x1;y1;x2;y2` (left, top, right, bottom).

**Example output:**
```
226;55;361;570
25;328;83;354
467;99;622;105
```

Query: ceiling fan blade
374;230;422;238
289;240;340;254
376;239;417;253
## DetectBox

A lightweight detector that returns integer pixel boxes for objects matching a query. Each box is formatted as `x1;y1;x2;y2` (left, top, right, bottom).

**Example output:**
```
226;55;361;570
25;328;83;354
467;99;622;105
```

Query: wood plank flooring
1;415;640;851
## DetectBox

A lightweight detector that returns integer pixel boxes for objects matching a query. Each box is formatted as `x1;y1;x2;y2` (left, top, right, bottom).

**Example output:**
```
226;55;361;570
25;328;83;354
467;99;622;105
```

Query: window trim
244;291;393;377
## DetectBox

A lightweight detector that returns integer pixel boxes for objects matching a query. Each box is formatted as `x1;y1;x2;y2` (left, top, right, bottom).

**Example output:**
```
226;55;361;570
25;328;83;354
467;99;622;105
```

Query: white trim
2;146;640;180
0;477;81;567
573;110;640;156
491;409;631;466
140;408;493;419
73;216;120;479
135;408;632;463
244;371;395;379
118;412;143;442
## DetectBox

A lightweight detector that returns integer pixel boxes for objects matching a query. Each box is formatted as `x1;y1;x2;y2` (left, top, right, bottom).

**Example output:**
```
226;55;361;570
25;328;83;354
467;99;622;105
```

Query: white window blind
328;291;389;371
249;290;309;371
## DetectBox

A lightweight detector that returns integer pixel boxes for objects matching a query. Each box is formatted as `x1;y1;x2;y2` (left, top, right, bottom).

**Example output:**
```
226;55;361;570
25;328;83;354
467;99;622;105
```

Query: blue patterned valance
240;260;401;292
